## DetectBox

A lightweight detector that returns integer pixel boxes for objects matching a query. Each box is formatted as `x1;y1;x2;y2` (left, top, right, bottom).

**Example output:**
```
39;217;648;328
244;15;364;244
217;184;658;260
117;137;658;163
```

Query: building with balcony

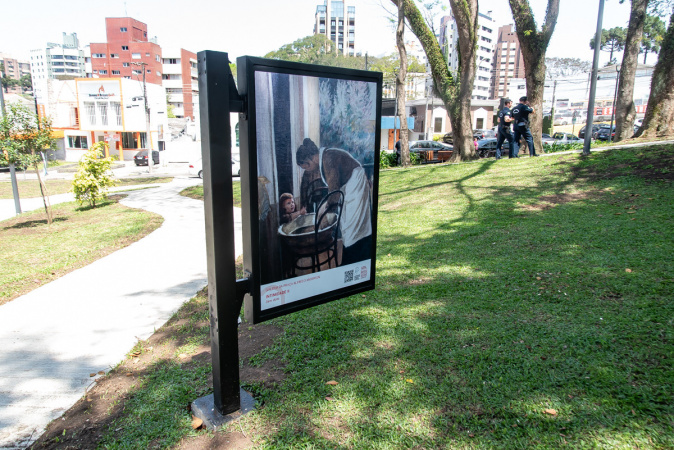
161;48;198;119
313;0;355;56
89;18;163;85
491;25;525;100
439;10;496;101
1;53;31;94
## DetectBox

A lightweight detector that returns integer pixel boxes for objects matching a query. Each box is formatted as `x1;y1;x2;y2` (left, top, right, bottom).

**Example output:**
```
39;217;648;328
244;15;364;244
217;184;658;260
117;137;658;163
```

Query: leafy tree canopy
545;57;592;78
265;34;426;74
590;27;628;62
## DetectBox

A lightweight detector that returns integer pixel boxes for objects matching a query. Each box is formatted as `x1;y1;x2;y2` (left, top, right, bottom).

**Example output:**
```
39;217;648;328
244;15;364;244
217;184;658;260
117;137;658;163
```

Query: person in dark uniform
495;98;515;159
512;96;538;157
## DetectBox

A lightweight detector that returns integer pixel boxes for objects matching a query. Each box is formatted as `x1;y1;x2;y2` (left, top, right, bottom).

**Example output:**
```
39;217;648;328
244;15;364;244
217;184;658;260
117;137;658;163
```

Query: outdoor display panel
238;57;382;324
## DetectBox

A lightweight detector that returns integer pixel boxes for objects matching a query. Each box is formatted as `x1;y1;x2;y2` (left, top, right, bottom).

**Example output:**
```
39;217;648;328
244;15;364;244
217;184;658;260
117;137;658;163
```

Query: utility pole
608;65;620;143
0;68;21;214
550;79;557;135
133;62;153;173
584;0;605;155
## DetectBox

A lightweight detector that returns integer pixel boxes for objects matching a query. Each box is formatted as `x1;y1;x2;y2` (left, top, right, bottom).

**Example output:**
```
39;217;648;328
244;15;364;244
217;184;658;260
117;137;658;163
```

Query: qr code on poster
344;270;354;283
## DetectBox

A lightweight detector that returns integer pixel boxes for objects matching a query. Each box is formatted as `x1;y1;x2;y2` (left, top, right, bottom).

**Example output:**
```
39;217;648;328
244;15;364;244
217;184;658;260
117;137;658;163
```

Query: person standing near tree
512;96;538;157
496;98;515;159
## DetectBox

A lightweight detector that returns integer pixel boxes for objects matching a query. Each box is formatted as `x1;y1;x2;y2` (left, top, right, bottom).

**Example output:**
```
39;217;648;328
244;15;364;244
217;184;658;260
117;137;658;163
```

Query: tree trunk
615;0;648;142
393;0;478;161
396;0;411;168
508;0;561;153
636;10;674;138
32;160;52;225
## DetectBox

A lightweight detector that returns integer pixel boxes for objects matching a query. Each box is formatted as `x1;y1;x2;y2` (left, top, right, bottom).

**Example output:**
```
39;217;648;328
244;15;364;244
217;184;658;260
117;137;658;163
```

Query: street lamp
583;0;606;155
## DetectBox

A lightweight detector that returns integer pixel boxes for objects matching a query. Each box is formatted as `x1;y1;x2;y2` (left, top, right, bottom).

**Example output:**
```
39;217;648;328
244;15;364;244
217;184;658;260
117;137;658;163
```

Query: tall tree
640;14;666;63
614;0;649;142
589;27;628;63
508;0;561;153
396;0;411;168
636;8;674;138
392;0;479;161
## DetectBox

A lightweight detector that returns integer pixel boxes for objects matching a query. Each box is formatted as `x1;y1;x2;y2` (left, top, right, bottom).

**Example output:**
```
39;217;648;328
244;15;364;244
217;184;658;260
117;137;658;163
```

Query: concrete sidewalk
0;176;242;449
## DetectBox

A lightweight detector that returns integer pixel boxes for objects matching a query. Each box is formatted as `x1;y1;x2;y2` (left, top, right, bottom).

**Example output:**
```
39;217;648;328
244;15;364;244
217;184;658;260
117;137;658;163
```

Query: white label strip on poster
260;260;372;311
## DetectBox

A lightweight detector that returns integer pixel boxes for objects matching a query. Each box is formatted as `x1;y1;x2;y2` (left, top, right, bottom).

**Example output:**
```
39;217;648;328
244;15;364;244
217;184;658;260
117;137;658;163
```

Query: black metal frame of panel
237;56;383;325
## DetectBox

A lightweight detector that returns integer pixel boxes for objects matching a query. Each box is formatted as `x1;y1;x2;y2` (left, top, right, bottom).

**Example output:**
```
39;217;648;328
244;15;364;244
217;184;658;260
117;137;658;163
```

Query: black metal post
197;50;245;416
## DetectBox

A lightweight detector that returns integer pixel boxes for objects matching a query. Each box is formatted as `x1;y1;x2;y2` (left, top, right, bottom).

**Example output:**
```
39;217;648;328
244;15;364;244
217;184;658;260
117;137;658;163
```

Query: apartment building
490;24;525;100
161;48;198;119
90;18;163;85
0;53;30;94
439;11;496;100
313;0;356;56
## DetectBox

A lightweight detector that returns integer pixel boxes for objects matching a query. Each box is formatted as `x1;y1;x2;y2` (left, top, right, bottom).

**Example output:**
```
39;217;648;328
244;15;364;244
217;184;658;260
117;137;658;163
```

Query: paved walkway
0;174;242;449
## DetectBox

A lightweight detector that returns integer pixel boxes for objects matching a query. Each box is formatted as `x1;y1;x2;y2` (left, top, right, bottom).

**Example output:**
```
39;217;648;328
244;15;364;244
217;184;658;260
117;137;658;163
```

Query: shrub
380;151;397;168
72;142;117;207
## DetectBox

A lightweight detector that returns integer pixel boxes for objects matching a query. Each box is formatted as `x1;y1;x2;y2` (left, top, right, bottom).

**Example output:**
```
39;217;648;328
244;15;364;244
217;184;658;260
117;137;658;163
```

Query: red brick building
90;18;162;85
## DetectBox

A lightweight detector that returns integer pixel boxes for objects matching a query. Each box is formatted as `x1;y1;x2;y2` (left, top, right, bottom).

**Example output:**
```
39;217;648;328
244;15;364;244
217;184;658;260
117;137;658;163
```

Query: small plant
379;151;397;168
72;142;117;207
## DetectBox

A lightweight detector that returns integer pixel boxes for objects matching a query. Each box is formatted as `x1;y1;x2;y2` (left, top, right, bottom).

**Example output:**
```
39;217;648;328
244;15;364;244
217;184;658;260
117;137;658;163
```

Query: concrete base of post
191;389;255;430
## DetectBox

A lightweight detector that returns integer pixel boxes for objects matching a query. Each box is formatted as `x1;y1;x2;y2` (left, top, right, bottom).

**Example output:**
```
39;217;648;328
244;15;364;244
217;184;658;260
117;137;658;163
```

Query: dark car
473;129;496;140
578;124;601;139
476;138;499;158
134;150;160;166
409;140;453;162
594;125;615;141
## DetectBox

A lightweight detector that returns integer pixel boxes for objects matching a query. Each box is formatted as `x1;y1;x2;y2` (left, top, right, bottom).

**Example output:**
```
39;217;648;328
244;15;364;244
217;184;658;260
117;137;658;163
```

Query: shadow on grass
3;216;68;230
251;147;673;448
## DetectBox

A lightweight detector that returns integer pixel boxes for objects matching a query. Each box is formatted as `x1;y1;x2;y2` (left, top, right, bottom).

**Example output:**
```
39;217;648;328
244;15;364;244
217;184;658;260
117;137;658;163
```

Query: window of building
111;102;122;126
122;46;129;51
112;70;120;75
84;102;96;125
145;53;150;57
92;53;105;58
110;54;119;58
99;70;107;74
121;132;146;149
123;76;131;79
132;70;141;75
164;58;178;64
147;69;151;73
68;136;88;149
132;53;141;59
120;27;127;32
98;103;108;126
123;62;129;67
434;117;443;133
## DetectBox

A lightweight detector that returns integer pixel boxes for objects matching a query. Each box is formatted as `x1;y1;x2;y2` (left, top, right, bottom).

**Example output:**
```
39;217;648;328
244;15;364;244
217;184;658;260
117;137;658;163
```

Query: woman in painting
296;138;372;266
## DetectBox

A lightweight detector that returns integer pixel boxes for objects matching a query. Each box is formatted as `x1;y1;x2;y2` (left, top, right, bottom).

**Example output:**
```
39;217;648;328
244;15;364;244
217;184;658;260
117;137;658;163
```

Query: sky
1;0;638;67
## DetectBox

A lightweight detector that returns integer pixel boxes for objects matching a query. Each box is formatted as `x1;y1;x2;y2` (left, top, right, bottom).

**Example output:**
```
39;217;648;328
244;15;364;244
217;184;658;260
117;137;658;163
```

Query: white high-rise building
30;33;88;104
313;0;356;56
439;11;496;100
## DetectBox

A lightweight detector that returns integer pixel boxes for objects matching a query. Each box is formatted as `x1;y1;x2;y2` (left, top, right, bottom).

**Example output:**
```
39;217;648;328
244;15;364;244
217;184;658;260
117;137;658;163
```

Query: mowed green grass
0;198;163;305
0;176;173;199
239;146;673;448
41;145;673;449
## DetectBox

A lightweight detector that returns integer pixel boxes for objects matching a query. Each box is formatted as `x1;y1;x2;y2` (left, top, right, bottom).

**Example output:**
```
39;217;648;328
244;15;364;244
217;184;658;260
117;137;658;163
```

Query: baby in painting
279;193;306;224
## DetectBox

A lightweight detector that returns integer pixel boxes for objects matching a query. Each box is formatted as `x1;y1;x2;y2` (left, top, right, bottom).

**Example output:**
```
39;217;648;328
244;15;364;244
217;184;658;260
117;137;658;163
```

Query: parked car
541;133;555;146
549;132;582;144
133;150;159;166
473;129;496;140
578;124;601;139
553;115;573;126
188;157;240;178
475;138;499;158
594;125;615;141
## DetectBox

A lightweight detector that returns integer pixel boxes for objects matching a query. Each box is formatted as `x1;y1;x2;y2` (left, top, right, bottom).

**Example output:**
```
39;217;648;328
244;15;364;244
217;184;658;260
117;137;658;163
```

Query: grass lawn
34;145;673;449
180;180;242;207
0;197;163;305
0;176;173;199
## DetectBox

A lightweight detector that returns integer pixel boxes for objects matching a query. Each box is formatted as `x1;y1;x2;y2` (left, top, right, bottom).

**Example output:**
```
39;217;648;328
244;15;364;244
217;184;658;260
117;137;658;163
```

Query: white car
188;157;240;179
